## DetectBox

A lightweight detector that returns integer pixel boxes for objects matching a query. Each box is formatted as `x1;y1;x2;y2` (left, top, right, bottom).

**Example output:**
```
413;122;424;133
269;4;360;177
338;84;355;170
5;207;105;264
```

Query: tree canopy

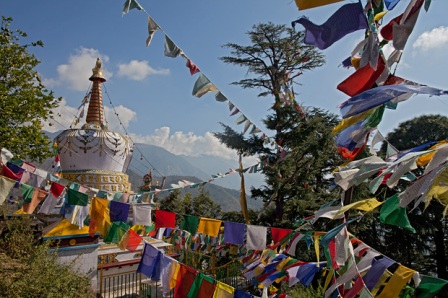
215;22;341;225
0;16;60;163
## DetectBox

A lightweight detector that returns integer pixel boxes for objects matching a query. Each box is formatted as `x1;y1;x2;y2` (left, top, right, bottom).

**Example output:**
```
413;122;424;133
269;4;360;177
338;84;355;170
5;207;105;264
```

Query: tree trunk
434;219;447;279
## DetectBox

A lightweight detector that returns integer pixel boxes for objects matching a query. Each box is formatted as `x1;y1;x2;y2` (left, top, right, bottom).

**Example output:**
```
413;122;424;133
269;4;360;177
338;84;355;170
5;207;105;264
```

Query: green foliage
158;189;223;218
0;214;94;297
216;22;341;226
282;282;325;298
0;16;60;163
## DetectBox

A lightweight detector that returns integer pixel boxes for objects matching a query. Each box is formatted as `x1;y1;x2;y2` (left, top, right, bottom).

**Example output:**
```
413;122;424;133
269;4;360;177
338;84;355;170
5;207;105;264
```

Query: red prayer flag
50;182;65;197
127;229;143;252
271;227;293;244
337;56;385;97
174;264;197;297
155;210;176;231
197;277;216;298
2;164;23;181
380;0;424;41
186;58;200;75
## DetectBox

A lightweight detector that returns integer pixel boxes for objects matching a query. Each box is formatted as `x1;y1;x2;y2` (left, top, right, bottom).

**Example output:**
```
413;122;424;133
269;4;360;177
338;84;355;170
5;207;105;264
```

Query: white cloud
130;127;239;160
52;47;112;91
413;26;448;52
42;98;79;132
104;105;137;131
116;60;170;80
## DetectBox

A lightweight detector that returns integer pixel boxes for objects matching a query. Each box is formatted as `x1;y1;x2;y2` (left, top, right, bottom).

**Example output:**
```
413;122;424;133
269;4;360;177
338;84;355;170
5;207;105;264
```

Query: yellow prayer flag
417;140;448;167
333;109;372;134
213;281;234;298
89;197;110;237
197;217;222;237
295;0;344;10
169;263;181;290
376;265;415;298
334;198;383;218
426;167;448;209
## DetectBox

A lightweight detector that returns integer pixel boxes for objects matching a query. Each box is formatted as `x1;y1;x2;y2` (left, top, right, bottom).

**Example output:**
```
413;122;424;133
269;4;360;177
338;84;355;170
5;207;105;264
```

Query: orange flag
295;0;343;10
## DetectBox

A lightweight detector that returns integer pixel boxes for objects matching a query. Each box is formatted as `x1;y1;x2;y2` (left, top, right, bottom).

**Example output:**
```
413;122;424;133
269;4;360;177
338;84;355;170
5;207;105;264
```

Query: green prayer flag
187;273;205;298
415;275;448;298
20;184;34;203
181;215;200;235
67;188;88;206
104;221;130;244
380;194;416;233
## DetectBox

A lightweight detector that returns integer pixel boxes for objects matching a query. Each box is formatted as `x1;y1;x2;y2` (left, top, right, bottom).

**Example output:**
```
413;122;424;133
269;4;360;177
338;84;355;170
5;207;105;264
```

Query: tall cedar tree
375;115;448;278
215;23;342;226
0;17;60;163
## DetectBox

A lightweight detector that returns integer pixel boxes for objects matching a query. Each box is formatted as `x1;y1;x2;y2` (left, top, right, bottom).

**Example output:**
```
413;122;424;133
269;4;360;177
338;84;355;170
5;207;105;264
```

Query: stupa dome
55;58;134;192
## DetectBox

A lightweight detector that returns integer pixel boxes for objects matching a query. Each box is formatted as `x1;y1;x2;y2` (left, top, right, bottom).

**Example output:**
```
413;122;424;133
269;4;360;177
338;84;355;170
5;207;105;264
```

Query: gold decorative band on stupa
63;170;132;193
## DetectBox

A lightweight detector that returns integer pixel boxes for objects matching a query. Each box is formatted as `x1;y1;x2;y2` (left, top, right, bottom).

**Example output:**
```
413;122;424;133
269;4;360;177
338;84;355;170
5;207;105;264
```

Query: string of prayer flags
291;3;368;50
246;225;267;250
333;198;383;218
164;35;182;58
294;0;343;11
192;74;219;98
376;264;415;298
122;0;145;15
146;16;159;47
155;209;176;230
197;217;222;237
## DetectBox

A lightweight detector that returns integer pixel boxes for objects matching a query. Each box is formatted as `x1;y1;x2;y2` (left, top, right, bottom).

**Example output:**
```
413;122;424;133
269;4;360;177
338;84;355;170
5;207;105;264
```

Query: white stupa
55;58;134;192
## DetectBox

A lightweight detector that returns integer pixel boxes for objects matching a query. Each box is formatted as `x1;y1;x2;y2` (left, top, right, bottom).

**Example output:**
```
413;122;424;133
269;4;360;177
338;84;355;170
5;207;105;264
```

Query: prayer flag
164;35;182;58
122;0;145;15
363;256;395;290
224;222;245;245
415;275;448;298
174;264;197;298
271;227;293;244
197;218;222;237
380;194;416;232
181;215;200;235
339;84;448;119
38;193;59;214
286;232;304;256
234;289;252;298
89;197;110;237
160;255;178;295
2;163;23;181
146;16;159;47
287;263;320;287
337;56;385;97
187;273;204;298
104;221;129;244
212;281;234;298
384;0;401;10
118;228;142;252
291;3;368;50
320;217;359;247
0;176;16;204
20;184;34;203
197;274;216;298
192;74;219;98
155;209;176;230
186;58;200;75
133;204;152;226
67;188;88;206
22;188;48;214
246;225;267;250
334;198;383;218
109;200;130;222
215;92;228;102
294;0;343;10
239;155;250;223
137;242;162;281
50;182;65;198
376;264;415;298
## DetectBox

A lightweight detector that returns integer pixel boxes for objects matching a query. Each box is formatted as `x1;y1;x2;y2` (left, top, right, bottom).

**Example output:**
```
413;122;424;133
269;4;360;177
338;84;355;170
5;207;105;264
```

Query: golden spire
84;58;106;129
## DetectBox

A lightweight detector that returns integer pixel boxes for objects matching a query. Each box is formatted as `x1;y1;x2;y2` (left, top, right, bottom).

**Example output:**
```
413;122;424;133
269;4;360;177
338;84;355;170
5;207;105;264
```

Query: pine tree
215;23;342;226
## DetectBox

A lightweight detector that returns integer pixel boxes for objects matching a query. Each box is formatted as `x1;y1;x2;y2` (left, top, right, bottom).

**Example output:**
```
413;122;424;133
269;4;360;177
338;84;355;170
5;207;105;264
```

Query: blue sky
2;0;448;181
